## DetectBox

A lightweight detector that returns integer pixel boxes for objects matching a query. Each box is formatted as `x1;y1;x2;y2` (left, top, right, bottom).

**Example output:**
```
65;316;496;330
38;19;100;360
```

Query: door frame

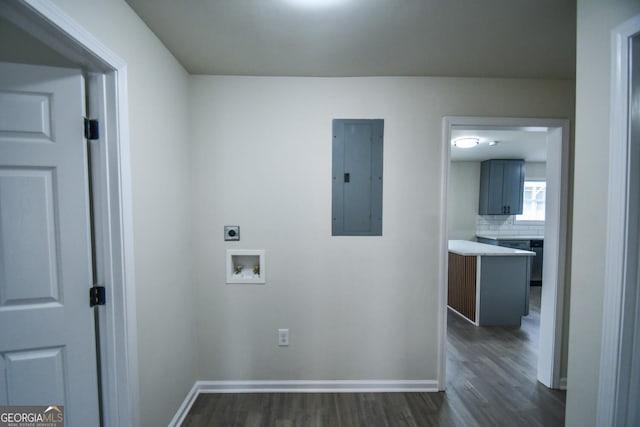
439;116;570;390
0;1;140;425
597;13;640;426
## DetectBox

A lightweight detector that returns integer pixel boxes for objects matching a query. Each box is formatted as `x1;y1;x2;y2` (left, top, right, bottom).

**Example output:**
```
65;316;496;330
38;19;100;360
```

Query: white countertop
449;240;535;256
476;234;544;241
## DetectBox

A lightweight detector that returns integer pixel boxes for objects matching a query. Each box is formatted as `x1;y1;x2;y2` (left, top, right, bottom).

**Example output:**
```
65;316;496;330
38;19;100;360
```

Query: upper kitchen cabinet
479;159;525;215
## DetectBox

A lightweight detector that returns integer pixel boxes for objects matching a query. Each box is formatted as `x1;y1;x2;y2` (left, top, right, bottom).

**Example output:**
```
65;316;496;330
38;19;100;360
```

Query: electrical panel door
332;119;383;236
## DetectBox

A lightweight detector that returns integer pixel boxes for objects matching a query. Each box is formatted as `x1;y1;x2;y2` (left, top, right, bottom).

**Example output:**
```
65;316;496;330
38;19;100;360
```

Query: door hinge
89;286;106;307
84;118;100;140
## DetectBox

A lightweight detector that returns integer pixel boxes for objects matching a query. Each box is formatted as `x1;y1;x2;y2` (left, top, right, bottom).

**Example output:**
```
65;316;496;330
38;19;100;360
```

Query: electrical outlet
278;328;289;346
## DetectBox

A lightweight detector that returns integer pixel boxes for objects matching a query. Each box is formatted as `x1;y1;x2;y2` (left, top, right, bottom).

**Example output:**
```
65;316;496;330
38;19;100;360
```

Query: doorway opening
439;117;570;392
0;1;139;425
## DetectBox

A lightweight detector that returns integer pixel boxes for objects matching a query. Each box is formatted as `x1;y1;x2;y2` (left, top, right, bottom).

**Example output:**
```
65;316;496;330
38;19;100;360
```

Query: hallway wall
189;76;574;384
49;1;198;426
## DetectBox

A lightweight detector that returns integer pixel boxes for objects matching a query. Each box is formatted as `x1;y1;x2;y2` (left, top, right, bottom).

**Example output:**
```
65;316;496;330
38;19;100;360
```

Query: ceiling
124;0;576;78
450;128;547;162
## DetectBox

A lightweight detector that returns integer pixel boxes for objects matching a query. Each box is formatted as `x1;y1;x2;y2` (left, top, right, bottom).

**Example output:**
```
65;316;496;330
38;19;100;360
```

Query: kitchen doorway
438;117;570;390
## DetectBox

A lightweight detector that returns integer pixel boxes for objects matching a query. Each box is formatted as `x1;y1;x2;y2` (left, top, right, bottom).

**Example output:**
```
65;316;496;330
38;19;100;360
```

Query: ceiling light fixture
489;140;499;146
284;0;347;8
452;137;479;149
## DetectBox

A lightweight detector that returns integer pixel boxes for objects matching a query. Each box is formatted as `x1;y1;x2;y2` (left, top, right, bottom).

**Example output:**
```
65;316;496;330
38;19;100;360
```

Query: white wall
0;16;75;68
47;1;197;426
566;2;640;426
448;162;480;240
525;161;546;179
190;76;574;383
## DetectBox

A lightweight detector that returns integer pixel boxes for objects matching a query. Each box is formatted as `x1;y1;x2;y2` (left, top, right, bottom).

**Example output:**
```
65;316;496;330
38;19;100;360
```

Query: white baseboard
197;379;439;393
168;381;201;427
447;306;478;326
169;379;438;426
559;377;567;390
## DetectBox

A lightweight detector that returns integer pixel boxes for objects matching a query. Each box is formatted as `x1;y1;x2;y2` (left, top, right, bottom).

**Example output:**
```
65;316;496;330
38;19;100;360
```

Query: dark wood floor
443;286;565;426
182;287;565;426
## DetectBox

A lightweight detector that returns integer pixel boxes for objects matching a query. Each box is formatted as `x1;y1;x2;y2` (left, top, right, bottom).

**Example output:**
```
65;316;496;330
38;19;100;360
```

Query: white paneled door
0;62;100;425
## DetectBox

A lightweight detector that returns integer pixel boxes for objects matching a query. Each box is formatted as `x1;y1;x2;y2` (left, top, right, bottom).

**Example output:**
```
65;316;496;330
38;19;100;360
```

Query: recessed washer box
226;249;265;284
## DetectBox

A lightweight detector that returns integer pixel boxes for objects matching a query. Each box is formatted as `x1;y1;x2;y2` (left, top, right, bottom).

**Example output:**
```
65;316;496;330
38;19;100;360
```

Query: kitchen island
448;240;535;326
476;235;544;285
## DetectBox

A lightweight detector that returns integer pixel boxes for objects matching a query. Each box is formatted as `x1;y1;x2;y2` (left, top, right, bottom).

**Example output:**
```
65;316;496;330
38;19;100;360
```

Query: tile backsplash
476;215;544;237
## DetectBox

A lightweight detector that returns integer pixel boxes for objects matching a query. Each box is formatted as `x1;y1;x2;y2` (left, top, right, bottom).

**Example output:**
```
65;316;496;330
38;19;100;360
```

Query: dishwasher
481;237;543;288
530;240;543;285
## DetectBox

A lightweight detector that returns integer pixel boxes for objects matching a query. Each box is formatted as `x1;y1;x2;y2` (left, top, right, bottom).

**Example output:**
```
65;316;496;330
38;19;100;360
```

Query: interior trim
597;13;640;427
559;377;567;391
0;1;140;425
440;116;570;390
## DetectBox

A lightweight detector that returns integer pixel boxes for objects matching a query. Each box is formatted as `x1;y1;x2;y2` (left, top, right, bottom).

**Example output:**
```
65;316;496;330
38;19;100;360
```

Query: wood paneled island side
448;240;535;326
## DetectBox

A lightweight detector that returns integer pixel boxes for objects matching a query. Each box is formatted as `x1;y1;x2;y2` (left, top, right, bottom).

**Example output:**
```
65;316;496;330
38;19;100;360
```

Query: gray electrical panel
332;119;384;236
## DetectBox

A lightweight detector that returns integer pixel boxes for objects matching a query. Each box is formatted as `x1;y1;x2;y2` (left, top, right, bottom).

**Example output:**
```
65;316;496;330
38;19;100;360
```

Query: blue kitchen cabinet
479;159;525;215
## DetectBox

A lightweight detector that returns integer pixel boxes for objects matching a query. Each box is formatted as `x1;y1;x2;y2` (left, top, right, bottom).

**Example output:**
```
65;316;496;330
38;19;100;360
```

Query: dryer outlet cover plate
224;226;240;241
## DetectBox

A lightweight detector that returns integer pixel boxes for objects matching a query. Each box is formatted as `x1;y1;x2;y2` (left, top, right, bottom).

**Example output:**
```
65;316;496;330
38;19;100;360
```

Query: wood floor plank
182;288;565;426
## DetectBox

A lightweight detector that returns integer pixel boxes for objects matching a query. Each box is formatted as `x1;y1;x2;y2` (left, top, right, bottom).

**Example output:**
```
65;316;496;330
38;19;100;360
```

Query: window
516;180;546;221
